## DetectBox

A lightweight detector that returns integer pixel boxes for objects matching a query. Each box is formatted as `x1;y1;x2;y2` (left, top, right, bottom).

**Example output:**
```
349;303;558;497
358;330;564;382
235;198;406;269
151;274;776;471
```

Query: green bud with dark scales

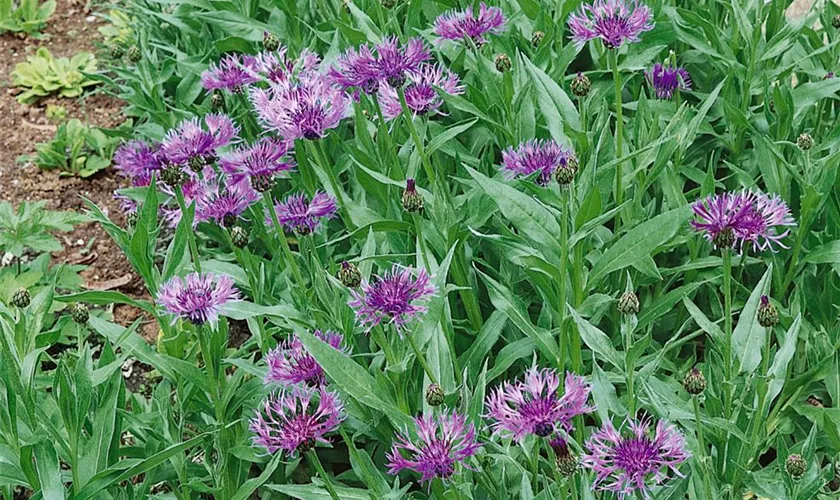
570;72;591;98
713;226;735;250
337;261;362;288
188;155;205;172
494;53;511;73
210;90;225;111
683;367;706;395
230;226;249;248
381;0;397;9
11;288;30;308
757;295;778;328
162;164;187;187
833;14;840;28
127;45;141;63
71;303;89;324
551;439;579;477
402;178;424;214
263;32;280;52
251;174;275;193
796;132;813;151
785;454;806;480
555;156;578;186
531;31;545;48
110;45;125;59
425;384;445;407
126;211;138;229
617;291;639;315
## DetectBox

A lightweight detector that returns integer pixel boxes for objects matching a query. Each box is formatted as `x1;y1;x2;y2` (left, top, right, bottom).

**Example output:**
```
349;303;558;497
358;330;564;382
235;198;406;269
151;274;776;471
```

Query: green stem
175;189;201;273
722;249;733;417
263;196;305;288
371;325;397;367
407;331;439;386
306;450;340;500
624;314;635;417
749;325;773;452
693;395;714;499
608;49;624;232
397;86;437;187
307;140;355;231
371;94;404;179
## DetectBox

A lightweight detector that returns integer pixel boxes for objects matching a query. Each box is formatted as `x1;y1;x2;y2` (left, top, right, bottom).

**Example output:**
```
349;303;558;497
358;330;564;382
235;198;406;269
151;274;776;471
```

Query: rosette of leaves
0;201;86;258
11;47;99;104
0;0;56;35
33;119;119;178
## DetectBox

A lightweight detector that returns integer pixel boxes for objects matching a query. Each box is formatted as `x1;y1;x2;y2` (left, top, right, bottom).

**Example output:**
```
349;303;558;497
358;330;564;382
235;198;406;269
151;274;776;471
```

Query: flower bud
494;53;512;73
230;226;249;248
263;31;280;52
125;210;138;229
796;132;813;151
531;31;545;48
11;288;30;308
617;291;639;315
555;156;578;186
833;14;840;28
785;454;806;480
161;164;187;187
713;227;735;250
337;261;362;288
402;178;424;214
188;155;206;173
110;45;125;59
425;384;445;407
757;295;778;328
570;72;591;98
210;90;225;111
127;45;141;64
71;303;89;324
683;367;706;395
381;0;398;9
550;438;579;477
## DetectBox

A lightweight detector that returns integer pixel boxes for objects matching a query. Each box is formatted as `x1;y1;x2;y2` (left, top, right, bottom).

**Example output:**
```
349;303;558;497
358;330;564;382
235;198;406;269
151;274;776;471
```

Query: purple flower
348;265;436;332
500;139;577;186
250;386;345;457
645;63;691;99
201;54;260;93
194;174;259;227
329;37;430;93
691;190;795;252
386;412;482;484
160;170;208;227
113;140;164;187
433;2;507;46
157;272;239;326
486;368;593;441
250;77;350;140
264;330;347;387
265;191;337;234
581;417;689;500
568;0;654;49
161;114;239;166
220;137;295;192
379;64;465;120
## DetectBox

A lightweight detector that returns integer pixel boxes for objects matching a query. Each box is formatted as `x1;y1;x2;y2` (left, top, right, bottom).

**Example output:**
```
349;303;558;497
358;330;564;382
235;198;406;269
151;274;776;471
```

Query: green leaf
521;55;580;143
231;454;282;500
568;307;622;370
767;314;801;405
34;440;64;500
803;240;840;264
732;265;772;374
266;484;371;500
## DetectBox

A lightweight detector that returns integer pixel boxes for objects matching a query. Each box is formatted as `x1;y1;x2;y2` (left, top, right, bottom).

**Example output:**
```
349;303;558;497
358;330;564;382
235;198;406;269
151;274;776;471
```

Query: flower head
162;114;239;166
379;63;464;120
194;174;259;227
114;140;165;187
329;37;430;93
348;265;436;332
500;139;578;186
250;386;345;457
645;63;691;99
264;330;348;387
250;76;350;140
433;2;507;46
691;190;795;252
157;272;239;326
486;368;593;441
386;412;482;484
266;191;337;234
568;0;654;49
220;137;295;192
581;417;689;500
201;54;260;93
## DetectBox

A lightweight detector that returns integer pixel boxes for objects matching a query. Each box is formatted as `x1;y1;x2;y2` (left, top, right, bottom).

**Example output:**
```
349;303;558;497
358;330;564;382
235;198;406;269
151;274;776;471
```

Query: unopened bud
785;454;806;480
683;367;706;395
263;32;280;52
494;53;512;73
337;261;362;288
210;90;225;111
555;156;578;186
11;288;30;308
425;383;445;407
110;45;125;59
617;291;639;315
230;226;249;248
757;295;778;328
550;438;579;477
127;45;141;64
71;303;89;324
402;178;424;214
796;132;813;151
570;72;591;98
531;31;545;48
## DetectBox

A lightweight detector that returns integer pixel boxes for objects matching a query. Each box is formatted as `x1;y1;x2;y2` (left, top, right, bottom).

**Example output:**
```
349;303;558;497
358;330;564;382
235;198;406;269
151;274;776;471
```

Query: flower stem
371;93;404;179
397;86;437;188
407;331;439;386
306;450;340;500
608;49;624;232
371;325;397;367
307;139;355;231
262;195;305;287
693;395;714;498
175;188;201;273
624;314;635;417
722;249;733;416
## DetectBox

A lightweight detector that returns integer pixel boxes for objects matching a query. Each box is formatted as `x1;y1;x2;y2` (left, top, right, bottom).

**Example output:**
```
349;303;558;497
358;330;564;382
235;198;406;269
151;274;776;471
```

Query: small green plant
98;9;134;45
44;103;66;123
0;201;86;258
0;0;55;35
11;47;98;104
33;119;119;177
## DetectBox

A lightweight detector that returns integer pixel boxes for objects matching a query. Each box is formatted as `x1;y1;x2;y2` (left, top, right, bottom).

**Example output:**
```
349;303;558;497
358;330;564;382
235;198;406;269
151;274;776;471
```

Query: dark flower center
614;437;658;475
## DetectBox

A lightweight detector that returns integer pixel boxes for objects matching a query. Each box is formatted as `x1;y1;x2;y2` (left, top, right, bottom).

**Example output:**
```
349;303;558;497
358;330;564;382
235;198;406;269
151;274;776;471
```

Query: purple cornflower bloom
433;2;507;46
250;386;345;457
568;0;654;49
348;265;436;332
194;174;259;227
645;63;692;99
486;368;593;441
500;139;577;186
265;191;337;234
264;330;347;387
379;63;465;120
581;417;689;500
220;137;295;192
201;54;259;93
250;77;350;140
113;140;165;187
161;114;239;167
386;412;482;484
330;37;430;93
691;190;795;252
157;272;239;326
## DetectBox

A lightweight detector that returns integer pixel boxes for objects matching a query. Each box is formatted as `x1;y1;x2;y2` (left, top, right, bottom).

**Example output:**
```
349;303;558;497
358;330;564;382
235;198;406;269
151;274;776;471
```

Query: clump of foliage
44;103;66;123
98;8;133;45
0;0;55;36
32;118;120;177
11;47;98;104
0;201;87;259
